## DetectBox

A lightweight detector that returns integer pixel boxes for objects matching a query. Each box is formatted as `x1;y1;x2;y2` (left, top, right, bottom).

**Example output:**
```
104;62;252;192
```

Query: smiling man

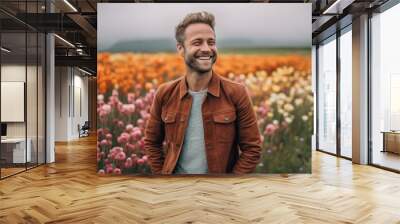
144;11;261;174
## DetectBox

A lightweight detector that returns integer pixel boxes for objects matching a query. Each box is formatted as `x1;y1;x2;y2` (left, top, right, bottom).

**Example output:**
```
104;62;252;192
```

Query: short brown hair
175;11;215;45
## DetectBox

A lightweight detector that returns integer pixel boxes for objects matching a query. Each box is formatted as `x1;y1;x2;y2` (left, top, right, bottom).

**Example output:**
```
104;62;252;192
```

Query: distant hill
105;39;176;53
100;38;307;53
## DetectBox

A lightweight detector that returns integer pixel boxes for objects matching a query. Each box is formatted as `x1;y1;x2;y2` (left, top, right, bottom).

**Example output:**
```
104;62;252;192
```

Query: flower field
97;52;313;174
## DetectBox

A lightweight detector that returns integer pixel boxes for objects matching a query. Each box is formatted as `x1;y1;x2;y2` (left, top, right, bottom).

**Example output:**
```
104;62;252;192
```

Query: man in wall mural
144;11;261;174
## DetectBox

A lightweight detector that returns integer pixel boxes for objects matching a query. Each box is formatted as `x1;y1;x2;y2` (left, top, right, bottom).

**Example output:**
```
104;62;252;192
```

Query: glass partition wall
317;35;337;155
316;0;400;172
316;25;353;159
339;26;352;159
0;1;46;179
370;2;400;172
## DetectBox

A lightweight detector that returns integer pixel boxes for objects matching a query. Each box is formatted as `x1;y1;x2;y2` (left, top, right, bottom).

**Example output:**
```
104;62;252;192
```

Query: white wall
55;67;89;141
1;65;38;138
55;66;69;141
1;65;25;134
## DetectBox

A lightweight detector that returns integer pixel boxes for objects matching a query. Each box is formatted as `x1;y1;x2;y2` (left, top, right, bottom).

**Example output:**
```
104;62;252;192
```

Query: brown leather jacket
144;71;262;174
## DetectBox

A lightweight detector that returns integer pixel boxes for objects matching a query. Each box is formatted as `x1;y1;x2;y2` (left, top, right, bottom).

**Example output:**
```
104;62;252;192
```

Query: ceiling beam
55;55;96;71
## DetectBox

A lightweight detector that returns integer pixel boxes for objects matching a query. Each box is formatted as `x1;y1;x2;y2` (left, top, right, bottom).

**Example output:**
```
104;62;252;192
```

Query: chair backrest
82;121;90;129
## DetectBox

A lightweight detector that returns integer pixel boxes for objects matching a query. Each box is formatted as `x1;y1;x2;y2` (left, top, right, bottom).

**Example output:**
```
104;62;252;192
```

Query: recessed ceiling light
322;0;354;15
1;47;11;53
78;67;93;76
54;34;75;48
63;0;78;12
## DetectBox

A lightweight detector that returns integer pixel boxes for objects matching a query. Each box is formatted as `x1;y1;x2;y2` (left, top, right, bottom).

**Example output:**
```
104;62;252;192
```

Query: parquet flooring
0;135;399;223
1;167;26;177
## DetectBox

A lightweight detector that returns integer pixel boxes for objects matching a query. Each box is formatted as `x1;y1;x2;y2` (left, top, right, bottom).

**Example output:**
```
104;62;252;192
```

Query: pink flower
264;124;278;136
124;158;133;168
126;143;135;151
118;121;124;128
257;106;267;117
102;104;112;114
137;119;145;127
127;93;135;104
115;151;126;161
111;146;122;153
100;139;108;147
126;124;134;132
136;99;144;109
98;110;108;118
119;104;135;115
103;128;110;134
113;168;121;175
109;96;119;107
130;129;142;141
138;139;145;150
110;147;123;159
112;89;119;97
127;104;135;113
118;105;127;114
106;165;113;174
97;94;104;101
117;132;130;144
140;110;148;119
145;91;155;104
137;159;145;165
142;155;148;162
106;133;112;140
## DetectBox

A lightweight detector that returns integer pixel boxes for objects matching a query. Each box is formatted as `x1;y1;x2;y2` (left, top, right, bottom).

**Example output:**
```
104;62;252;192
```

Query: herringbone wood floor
1;135;400;224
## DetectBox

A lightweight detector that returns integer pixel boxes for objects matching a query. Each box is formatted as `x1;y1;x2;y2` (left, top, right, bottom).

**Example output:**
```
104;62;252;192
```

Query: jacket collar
179;70;221;100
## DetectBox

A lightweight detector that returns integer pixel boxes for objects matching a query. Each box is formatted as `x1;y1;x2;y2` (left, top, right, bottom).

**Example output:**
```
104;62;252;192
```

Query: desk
1;138;31;163
381;131;400;154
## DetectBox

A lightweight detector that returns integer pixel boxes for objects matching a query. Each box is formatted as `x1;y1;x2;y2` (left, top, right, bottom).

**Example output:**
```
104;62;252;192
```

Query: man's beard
184;49;217;75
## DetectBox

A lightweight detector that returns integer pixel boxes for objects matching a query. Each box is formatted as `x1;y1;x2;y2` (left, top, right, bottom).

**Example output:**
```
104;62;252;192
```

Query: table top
1;138;30;143
381;131;400;134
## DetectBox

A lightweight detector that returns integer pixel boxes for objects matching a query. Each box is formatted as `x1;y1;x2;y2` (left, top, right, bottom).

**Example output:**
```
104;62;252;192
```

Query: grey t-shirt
174;89;208;174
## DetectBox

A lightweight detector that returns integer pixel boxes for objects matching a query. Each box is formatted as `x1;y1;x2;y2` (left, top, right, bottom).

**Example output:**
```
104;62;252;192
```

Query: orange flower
97;52;311;94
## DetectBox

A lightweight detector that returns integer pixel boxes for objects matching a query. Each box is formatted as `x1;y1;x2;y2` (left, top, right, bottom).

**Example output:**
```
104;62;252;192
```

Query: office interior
0;0;97;179
0;0;399;222
313;0;400;172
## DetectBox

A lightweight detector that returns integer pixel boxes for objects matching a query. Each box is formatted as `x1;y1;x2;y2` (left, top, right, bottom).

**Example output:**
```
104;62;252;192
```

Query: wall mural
97;3;312;175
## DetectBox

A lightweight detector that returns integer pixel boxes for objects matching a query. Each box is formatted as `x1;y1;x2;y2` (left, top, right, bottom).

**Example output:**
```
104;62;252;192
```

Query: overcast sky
98;3;311;50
